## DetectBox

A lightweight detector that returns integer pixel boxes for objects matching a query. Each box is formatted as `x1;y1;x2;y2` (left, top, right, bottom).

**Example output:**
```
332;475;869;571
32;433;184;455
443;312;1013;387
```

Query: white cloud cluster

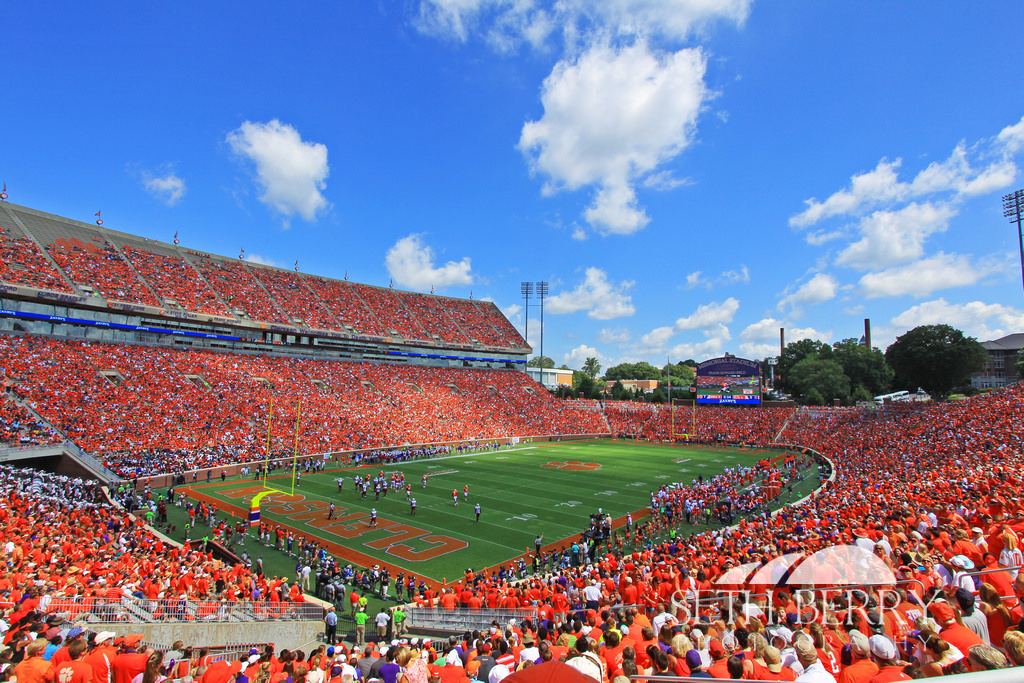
518;41;707;235
563;343;605;369
227;119;329;223
890;298;1024;343
415;0;751;51
599;327;631;344
675;297;740;330
835;202;956;270
384;234;473;291
777;273;838;314
141;171;186;206
738;317;832;359
686;265;750;289
791;116;1024;302
546;267;635;319
632;298;740;360
858;252;997;299
790;129;1019;229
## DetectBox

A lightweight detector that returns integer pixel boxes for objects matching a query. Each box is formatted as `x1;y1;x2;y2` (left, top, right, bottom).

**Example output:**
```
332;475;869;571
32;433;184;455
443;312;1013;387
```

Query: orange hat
122;634;144;647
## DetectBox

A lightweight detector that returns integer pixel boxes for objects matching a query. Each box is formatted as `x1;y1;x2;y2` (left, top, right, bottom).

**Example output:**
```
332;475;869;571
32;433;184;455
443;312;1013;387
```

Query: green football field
180;440;816;583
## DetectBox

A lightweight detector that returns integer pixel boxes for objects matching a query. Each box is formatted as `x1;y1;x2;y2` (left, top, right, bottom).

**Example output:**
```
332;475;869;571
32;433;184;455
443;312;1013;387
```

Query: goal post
670;397;696;440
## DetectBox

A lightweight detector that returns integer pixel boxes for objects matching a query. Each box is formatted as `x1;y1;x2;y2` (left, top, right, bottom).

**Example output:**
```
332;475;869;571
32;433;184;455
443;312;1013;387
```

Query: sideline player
452;488;459;507
462;484;470;501
410;497;417;516
474;502;481;523
369;508;378;527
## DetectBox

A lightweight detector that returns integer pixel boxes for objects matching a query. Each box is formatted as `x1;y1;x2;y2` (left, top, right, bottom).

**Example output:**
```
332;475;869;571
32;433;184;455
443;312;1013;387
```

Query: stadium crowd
0;217;524;350
0;335;608;477
604;402;795;445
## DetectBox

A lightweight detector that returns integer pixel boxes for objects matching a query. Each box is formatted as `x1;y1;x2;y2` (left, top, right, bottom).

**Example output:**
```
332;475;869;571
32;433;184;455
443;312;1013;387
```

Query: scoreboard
695;356;762;405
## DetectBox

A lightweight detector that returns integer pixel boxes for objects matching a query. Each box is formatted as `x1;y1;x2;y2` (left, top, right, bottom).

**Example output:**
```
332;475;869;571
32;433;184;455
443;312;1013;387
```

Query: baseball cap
929;602;957;626
708;639;725;658
95;631;116;644
793;637;816;661
868;635;897;662
849;630;870;657
764;646;783;673
685;650;702;670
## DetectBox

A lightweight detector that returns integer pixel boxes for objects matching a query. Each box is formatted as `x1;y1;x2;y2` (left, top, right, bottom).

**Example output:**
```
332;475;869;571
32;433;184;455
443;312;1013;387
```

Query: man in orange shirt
112;635;149;683
52;640;94;683
85;632;118;683
13;640;52;683
838;630;879;683
706;639;731;679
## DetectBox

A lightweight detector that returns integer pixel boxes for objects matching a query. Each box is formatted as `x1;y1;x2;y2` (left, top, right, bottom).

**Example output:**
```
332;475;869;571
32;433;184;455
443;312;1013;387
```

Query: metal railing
405;606;538;633
46;596;324;624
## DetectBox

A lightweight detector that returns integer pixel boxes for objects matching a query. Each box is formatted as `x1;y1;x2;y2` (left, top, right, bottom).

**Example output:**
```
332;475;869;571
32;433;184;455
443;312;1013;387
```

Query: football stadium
3;4;1024;683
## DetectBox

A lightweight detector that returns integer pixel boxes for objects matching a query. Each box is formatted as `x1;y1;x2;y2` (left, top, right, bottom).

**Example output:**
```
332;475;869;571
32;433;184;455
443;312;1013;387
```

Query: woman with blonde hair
397;647;428;683
999;526;1023;579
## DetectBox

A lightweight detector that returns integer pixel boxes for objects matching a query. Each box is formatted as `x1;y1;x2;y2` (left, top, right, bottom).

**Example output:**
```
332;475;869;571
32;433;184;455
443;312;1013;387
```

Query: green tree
787;356;851;405
527;355;555;368
610;380;627;400
778;339;832;394
604;362;661;381
831;338;893;398
572;371;599;399
885;325;987;397
582;357;602;379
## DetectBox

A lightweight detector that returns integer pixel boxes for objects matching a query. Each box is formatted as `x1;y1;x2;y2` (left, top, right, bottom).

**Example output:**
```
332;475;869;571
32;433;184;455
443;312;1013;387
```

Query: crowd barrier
405;606;538;634
45;595;324;624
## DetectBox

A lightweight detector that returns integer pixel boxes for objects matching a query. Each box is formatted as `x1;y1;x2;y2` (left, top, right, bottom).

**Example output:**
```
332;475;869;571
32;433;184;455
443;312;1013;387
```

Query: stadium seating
46;237;161;306
120;246;228;315
0;335;608;477
603;401;794;444
0;222;74;293
0;204;529;351
0;398;60;447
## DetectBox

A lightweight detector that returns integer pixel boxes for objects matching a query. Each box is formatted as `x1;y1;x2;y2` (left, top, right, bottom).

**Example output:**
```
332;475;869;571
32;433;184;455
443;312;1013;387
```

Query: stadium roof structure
0;201;529;354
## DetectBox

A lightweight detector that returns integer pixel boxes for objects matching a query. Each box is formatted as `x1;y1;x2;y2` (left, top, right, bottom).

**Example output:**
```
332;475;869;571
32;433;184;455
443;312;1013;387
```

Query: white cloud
685;271;705;289
669;323;731;360
891;298;1024;342
519;41;707;235
858;252;991;299
141;171;186;206
675;297;740;330
739;317;832;358
227;119;329;222
415;0;750;51
777;274;837;312
805;229;846;246
835;202;957;270
599;327;631;344
414;0;554;51
719;265;750;285
641;325;675;349
792;119;1023;229
997;115;1024;155
790;159;906;228
571;226;587;241
546;267;635;319
564;343;604;369
384;234;473;291
244;253;283;268
642;170;690;191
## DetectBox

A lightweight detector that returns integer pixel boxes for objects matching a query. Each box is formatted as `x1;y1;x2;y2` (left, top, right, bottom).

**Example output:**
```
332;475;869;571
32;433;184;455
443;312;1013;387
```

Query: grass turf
175;440;815;584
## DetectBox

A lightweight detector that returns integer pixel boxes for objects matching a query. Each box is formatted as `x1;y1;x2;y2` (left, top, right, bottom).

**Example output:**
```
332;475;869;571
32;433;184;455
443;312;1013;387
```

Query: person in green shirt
353;609;368;647
392;606;406;637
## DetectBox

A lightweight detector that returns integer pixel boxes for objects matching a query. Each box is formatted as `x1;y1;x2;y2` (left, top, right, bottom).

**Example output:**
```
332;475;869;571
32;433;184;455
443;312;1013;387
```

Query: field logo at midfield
671;544;918;630
542;460;601;471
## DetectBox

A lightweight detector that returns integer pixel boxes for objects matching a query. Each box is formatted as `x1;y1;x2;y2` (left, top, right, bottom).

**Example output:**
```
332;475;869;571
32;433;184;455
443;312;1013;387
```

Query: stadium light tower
1004;189;1024;292
520;281;533;348
537;281;549;381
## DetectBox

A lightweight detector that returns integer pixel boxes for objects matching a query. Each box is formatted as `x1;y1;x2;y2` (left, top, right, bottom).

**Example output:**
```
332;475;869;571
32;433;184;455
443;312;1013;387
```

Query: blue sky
3;2;1024;369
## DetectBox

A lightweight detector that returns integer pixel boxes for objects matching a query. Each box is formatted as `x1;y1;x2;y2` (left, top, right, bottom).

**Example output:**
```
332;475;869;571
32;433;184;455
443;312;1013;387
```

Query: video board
695;356;762;405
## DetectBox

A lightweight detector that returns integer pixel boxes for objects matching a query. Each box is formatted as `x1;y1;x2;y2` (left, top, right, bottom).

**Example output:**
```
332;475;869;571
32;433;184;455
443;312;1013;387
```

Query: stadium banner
695;356;762;405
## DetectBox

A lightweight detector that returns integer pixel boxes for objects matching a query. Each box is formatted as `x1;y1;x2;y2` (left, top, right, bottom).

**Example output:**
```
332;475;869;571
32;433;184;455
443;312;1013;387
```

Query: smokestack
864;318;872;350
780;327;785;357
